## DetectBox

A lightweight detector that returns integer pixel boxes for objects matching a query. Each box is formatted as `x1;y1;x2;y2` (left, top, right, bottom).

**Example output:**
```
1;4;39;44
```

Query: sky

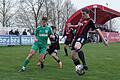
71;0;120;32
71;0;120;12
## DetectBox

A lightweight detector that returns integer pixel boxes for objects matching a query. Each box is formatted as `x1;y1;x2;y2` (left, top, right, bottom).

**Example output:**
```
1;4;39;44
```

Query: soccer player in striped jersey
61;26;75;56
68;8;108;75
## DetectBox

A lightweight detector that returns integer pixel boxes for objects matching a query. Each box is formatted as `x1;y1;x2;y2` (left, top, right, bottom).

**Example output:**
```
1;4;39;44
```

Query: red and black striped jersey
76;18;97;38
49;33;60;49
63;28;75;41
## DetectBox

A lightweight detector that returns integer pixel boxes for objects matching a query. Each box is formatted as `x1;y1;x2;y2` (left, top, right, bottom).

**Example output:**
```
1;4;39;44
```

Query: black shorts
71;36;87;50
47;45;59;55
64;39;72;45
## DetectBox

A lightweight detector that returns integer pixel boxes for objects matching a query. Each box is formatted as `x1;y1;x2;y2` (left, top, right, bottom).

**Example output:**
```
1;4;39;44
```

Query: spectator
14;29;20;36
22;29;27;35
9;29;14;35
27;30;31;35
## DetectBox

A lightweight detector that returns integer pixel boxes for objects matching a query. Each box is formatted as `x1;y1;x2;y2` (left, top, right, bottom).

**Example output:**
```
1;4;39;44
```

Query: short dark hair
81;8;89;14
42;16;48;21
51;26;56;30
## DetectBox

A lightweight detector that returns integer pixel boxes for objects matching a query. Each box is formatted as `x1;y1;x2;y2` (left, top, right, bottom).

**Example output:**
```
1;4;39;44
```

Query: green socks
22;59;29;67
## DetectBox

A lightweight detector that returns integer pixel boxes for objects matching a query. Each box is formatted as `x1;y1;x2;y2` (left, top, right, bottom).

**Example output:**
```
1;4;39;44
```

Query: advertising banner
21;36;34;45
0;35;65;46
102;32;120;43
0;35;10;45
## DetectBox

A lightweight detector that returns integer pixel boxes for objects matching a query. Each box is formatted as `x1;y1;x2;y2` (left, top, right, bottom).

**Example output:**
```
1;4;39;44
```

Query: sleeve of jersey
48;27;54;35
34;28;39;36
90;20;98;30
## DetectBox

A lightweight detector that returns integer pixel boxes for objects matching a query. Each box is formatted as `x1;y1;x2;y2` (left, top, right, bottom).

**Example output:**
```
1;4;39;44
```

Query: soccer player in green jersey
18;16;54;72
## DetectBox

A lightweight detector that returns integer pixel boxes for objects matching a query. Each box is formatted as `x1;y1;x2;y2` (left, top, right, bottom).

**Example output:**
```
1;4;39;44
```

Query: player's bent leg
78;50;88;70
39;54;45;69
71;50;85;76
51;53;58;60
37;52;48;66
27;49;36;60
38;47;47;69
64;44;68;56
75;42;88;71
71;50;80;65
18;49;36;72
51;53;62;69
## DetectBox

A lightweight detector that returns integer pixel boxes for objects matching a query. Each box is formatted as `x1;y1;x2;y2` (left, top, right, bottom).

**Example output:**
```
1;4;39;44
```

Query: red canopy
65;4;120;26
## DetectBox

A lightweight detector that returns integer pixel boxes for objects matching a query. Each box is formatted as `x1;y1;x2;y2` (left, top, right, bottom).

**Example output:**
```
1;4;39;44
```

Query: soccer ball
75;64;85;75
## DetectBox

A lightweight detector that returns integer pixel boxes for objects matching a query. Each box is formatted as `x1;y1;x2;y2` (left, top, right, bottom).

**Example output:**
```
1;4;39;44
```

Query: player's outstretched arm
95;29;109;47
68;23;78;28
68;22;83;29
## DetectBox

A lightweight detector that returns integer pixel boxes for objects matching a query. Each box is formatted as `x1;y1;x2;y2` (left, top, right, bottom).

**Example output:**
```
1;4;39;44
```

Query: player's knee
29;50;35;56
27;50;35;59
71;51;78;60
74;42;82;51
71;55;77;60
39;54;45;61
74;42;82;49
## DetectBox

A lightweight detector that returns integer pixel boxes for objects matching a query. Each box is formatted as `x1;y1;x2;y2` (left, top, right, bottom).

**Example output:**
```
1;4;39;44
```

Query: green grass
0;43;120;80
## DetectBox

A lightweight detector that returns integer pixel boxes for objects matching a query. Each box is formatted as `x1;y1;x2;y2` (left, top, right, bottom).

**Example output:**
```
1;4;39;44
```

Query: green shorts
31;43;47;54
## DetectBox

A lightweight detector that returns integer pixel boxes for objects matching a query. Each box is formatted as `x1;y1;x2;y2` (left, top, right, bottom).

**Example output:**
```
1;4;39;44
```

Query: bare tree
14;0;76;34
57;0;76;34
0;0;18;27
16;0;44;28
45;0;76;31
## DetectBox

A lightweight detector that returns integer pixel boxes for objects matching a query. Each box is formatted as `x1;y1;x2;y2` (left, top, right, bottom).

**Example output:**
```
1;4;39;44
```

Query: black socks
64;48;68;56
73;59;80;66
78;50;86;65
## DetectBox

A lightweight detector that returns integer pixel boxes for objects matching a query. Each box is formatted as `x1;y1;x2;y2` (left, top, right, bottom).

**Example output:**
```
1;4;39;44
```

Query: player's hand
34;38;38;42
68;23;71;27
78;22;83;26
49;35;55;40
103;39;109;47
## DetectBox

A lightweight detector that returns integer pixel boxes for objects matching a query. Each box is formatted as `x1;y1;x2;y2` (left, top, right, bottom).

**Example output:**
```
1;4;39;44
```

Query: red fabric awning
65;4;120;27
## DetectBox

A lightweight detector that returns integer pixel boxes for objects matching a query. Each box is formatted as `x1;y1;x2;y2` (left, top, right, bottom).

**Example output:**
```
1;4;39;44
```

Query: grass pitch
0;43;120;80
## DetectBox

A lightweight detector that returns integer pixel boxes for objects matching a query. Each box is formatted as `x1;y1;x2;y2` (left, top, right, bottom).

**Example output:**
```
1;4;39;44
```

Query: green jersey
34;25;53;47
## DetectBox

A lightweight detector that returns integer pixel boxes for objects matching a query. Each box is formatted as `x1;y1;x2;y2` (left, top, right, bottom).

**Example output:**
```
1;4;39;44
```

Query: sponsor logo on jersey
39;34;48;36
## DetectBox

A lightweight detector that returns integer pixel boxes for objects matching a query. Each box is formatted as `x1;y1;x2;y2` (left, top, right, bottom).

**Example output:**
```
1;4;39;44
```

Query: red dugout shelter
65;4;120;25
64;4;120;43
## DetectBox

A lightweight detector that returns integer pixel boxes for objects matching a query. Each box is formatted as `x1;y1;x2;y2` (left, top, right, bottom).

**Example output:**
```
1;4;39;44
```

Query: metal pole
93;6;98;42
93;7;97;23
106;3;112;31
